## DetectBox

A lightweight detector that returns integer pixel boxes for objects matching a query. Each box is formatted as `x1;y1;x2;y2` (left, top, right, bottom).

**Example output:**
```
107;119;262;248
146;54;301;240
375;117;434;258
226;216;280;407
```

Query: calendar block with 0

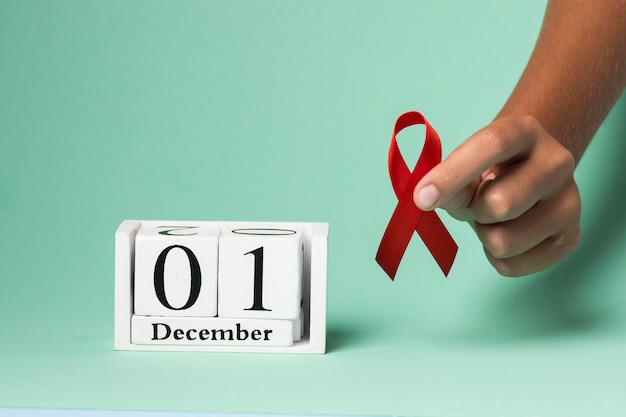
134;225;219;317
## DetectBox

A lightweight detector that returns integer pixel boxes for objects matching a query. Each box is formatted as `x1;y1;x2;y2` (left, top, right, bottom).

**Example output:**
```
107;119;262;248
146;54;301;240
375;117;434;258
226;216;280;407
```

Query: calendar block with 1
218;227;304;320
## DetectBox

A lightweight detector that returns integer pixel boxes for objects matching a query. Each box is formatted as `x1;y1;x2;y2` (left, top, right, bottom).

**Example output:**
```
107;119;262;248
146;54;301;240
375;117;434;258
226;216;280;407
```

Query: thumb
414;172;481;213
413;182;441;211
413;121;527;212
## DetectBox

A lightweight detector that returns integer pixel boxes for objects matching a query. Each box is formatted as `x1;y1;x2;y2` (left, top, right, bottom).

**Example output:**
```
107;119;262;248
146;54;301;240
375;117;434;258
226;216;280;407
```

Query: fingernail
415;184;440;210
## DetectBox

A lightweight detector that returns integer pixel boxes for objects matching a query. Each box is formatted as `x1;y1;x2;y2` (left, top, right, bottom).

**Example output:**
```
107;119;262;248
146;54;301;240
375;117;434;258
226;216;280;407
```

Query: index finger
413;117;538;211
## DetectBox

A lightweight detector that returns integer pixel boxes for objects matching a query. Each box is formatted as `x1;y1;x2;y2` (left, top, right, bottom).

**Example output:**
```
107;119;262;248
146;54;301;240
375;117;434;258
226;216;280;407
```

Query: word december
151;322;274;342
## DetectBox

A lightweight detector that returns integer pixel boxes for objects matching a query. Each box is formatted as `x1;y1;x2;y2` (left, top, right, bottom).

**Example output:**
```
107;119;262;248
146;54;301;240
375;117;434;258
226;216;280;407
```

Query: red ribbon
376;111;458;280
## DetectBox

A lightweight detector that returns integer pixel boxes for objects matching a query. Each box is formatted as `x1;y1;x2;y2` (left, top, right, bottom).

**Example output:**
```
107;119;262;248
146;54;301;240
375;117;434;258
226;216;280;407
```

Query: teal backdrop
1;1;625;416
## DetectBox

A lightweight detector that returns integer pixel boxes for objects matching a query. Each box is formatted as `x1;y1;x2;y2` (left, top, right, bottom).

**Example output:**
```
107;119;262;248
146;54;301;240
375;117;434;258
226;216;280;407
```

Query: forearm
497;0;626;163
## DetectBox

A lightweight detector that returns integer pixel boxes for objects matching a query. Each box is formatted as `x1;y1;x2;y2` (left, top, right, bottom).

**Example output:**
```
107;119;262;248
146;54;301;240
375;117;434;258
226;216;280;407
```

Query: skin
413;0;626;277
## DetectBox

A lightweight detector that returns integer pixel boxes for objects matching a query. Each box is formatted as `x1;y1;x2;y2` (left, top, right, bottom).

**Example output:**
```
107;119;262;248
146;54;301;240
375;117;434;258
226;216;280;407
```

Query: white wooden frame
114;220;328;353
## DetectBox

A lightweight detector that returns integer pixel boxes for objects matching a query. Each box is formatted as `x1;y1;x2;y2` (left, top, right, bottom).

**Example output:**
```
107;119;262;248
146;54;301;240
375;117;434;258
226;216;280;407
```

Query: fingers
474;181;581;276
467;133;575;224
484;226;581;277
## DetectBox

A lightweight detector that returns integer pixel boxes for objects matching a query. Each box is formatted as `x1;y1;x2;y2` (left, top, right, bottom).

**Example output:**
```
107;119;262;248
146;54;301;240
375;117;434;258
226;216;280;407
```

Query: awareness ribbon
376;111;458;280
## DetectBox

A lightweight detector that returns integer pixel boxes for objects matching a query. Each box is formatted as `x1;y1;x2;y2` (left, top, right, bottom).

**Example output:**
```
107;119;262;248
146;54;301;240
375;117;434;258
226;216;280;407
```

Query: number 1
244;247;271;312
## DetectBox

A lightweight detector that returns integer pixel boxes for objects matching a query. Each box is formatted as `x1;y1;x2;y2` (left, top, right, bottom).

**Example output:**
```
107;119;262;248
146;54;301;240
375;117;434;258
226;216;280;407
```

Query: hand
413;115;581;277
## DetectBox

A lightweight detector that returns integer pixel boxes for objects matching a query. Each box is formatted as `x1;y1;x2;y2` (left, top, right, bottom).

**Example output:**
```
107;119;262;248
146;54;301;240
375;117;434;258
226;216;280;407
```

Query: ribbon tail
376;194;425;280
417;211;458;276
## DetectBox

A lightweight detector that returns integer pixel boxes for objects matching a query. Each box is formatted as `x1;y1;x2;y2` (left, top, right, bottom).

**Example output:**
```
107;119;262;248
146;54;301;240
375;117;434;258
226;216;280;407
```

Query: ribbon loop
376;111;458;280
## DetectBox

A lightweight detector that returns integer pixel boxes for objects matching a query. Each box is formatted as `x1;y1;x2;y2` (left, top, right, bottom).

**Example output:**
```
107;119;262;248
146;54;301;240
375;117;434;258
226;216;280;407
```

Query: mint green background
1;1;625;416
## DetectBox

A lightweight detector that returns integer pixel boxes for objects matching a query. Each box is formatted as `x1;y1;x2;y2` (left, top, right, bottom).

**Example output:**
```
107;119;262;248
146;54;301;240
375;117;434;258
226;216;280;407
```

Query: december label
131;315;295;347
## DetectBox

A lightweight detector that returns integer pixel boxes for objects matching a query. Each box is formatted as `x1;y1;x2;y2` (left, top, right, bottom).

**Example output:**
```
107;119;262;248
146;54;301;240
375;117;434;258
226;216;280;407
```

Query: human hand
413;115;581;276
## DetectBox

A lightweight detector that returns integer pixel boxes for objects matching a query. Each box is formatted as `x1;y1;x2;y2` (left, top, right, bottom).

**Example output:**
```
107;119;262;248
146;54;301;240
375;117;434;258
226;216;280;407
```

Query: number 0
153;245;202;310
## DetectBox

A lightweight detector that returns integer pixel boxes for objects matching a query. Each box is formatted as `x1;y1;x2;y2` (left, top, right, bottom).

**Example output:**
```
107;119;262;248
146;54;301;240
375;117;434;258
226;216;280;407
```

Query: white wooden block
131;315;294;347
134;224;220;317
218;227;304;320
293;307;304;342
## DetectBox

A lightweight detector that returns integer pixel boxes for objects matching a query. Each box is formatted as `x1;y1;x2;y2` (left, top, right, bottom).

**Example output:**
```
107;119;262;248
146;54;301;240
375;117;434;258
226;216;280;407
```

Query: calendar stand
114;220;328;353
